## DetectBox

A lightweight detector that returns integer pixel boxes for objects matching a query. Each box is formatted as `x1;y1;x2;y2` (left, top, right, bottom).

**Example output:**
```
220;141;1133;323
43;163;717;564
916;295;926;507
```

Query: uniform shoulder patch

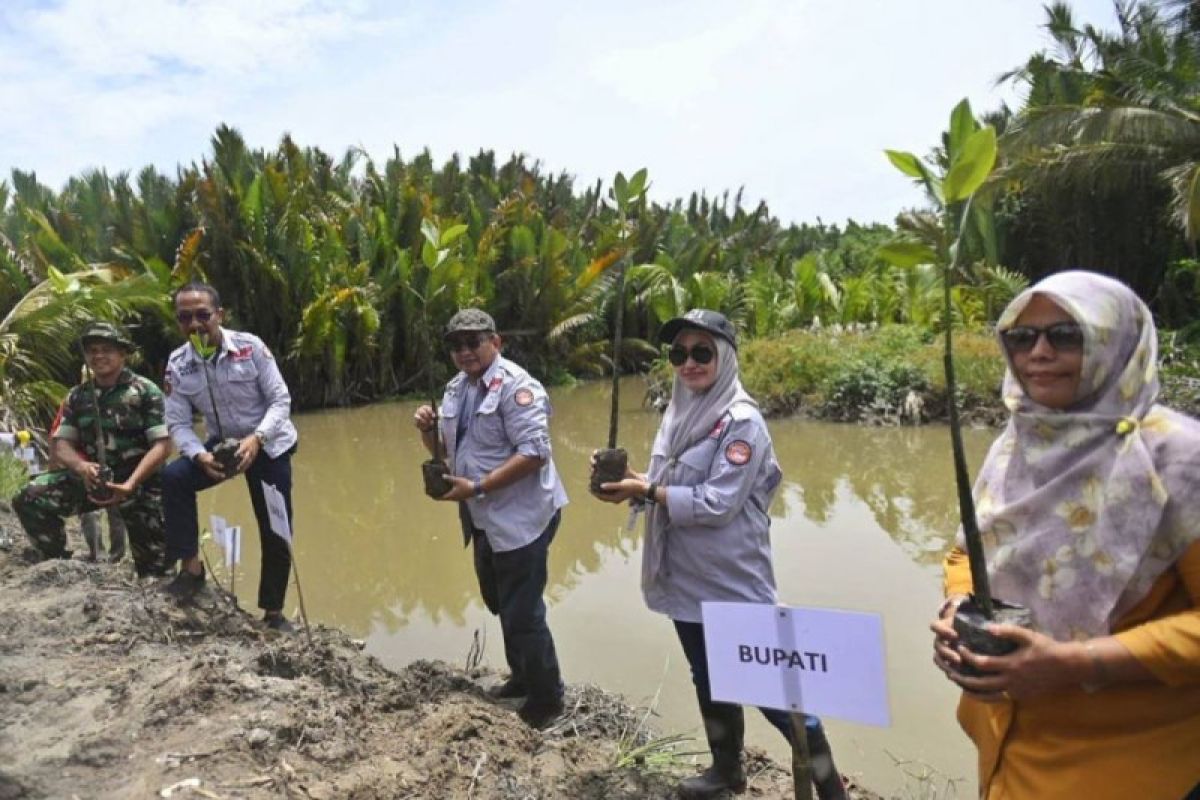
514;387;534;406
724;440;752;466
262;345;274;360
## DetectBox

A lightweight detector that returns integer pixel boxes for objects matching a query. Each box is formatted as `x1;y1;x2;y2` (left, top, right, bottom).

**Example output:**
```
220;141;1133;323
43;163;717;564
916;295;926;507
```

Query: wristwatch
473;478;486;498
254;430;267;446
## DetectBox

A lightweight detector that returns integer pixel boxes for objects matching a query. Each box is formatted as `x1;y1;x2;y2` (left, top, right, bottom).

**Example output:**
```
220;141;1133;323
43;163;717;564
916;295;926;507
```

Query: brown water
200;378;992;797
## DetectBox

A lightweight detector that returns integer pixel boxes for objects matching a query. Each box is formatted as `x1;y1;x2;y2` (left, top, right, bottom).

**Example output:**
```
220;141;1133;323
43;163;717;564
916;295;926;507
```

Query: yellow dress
944;541;1200;800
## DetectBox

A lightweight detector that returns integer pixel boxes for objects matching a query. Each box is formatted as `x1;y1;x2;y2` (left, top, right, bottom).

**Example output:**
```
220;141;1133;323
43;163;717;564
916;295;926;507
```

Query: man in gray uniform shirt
414;309;569;729
160;282;299;632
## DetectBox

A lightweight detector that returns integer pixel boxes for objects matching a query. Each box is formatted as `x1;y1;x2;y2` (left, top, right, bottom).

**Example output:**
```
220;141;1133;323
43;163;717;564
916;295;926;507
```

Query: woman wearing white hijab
932;271;1200;799
593;309;848;800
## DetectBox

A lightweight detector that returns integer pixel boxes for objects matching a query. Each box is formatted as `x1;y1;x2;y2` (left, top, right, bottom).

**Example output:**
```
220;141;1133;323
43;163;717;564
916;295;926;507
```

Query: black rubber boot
806;723;849;800
678;703;746;799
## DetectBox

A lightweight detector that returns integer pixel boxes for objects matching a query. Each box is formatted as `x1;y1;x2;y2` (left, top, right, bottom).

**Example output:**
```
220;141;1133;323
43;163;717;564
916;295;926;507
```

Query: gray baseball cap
444;308;497;338
658;309;737;349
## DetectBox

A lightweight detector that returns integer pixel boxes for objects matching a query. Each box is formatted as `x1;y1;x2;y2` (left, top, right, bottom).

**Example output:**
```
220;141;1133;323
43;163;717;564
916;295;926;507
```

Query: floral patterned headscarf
963;270;1200;640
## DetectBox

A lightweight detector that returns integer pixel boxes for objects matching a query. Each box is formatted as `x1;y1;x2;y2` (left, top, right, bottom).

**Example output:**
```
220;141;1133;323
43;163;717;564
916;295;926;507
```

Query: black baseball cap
658;309;737;350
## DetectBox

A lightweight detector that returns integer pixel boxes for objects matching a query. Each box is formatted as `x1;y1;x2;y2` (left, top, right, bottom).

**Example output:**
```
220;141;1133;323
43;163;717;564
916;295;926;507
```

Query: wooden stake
790;713;814;800
289;547;313;646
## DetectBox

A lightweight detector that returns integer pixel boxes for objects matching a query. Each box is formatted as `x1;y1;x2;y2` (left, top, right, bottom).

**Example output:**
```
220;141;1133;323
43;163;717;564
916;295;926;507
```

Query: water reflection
771;419;992;565
198;378;992;796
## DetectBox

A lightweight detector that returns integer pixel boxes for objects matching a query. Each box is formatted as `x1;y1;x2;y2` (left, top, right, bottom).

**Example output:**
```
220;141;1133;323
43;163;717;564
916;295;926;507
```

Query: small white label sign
702;601;890;727
262;481;292;547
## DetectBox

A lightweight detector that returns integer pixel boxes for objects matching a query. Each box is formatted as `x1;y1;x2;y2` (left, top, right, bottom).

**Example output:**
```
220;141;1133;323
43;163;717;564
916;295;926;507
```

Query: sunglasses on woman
668;344;716;366
1000;322;1084;354
176;309;214;324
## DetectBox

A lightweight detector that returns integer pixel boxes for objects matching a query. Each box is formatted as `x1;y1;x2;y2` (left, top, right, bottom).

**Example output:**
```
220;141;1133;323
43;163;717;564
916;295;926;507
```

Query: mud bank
0;506;881;800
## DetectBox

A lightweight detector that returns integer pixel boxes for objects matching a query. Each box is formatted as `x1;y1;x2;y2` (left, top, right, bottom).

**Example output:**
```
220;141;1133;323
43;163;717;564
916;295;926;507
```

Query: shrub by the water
737;324;1004;423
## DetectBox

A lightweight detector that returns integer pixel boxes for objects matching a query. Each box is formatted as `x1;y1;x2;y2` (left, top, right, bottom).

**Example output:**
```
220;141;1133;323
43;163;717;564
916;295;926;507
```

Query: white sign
702;601;890;727
262;482;292;547
208;516;241;567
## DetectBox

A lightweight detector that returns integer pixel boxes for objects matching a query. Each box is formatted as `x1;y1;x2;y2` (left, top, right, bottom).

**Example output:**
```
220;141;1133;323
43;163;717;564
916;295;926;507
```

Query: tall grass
0;453;28;502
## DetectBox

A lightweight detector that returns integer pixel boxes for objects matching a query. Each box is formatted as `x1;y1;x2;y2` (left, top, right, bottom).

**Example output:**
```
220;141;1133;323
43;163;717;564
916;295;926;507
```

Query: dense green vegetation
3;0;1200;434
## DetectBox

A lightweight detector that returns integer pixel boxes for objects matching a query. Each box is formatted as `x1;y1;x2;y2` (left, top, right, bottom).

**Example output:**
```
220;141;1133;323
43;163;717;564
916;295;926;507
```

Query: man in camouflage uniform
11;321;171;576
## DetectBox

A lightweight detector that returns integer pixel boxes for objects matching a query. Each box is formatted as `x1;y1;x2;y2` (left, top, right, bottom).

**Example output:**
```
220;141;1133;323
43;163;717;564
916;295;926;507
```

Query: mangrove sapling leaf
883;101;1008;621
885;150;925;179
189;332;240;477
943;127;998;203
877;240;938;269
412;218;461;499
591;169;650;494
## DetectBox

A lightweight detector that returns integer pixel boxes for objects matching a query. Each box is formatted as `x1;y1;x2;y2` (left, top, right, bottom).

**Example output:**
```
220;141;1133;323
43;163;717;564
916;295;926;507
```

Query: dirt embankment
0;504;880;800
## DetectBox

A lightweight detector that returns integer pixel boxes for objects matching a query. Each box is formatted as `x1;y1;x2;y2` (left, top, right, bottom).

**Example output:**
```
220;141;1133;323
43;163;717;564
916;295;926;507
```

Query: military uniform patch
725;440;752;465
514;388;534;406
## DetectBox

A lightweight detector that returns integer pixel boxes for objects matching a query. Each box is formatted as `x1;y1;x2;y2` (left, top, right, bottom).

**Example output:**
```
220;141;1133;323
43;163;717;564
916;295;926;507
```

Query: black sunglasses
668;344;716;366
447;334;488;353
176;309;214;324
1000;322;1084;354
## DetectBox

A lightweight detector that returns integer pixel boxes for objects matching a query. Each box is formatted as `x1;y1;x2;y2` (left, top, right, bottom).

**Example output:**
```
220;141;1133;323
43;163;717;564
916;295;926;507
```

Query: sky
0;0;1121;227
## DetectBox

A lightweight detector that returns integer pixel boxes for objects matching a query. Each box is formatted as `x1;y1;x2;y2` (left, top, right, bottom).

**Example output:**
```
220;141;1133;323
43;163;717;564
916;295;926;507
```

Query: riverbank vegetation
3;0;1200;434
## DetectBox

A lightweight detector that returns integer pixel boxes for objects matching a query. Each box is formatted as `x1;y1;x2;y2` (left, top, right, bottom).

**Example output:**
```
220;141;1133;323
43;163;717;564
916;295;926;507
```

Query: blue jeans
162;444;294;612
470;511;564;705
673;619;823;740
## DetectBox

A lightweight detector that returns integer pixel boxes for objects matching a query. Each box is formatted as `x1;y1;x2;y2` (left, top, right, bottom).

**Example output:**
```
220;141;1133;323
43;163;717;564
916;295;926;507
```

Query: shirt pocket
674;439;718;482
474;408;508;445
173;372;206;399
224;361;260;403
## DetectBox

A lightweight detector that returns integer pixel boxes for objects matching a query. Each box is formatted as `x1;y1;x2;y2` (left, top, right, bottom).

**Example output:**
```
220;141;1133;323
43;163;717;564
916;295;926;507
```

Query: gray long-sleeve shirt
164;328;298;460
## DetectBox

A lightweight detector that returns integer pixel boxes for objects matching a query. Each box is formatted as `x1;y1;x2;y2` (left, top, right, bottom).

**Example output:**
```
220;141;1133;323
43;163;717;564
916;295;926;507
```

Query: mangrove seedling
189;332;242;478
882;99;1031;672
591;168;649;494
412;217;469;499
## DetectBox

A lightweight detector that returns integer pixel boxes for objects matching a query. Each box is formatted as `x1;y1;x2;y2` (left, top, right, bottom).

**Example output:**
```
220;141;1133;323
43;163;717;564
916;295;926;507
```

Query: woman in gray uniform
593;309;847;800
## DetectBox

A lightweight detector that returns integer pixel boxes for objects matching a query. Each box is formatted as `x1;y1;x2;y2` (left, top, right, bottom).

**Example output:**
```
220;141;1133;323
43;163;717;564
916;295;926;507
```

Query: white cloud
0;0;1120;224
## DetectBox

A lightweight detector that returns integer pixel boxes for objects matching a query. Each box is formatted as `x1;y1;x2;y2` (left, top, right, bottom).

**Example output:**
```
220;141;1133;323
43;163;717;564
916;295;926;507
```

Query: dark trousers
471;511;564;704
162;445;293;612
673;619;823;740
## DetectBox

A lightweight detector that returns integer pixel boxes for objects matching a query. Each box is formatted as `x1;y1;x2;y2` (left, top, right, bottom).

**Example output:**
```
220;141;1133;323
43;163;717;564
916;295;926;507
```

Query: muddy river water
201;378;993;797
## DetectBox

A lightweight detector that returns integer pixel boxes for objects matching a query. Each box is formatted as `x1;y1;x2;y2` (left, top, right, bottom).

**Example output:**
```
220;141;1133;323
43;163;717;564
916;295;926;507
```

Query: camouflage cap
79;320;135;351
444;308;497;339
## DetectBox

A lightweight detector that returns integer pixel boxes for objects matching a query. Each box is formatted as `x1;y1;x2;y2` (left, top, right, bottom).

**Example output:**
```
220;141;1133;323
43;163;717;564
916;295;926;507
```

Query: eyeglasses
447;334;488;353
668;344;716;366
176;309;214;325
1000;322;1084;354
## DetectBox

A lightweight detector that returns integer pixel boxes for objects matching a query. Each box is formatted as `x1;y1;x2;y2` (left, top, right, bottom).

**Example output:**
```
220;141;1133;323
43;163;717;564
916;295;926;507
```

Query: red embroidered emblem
488;377;503;392
514;388;534;406
725;440;752;466
232;346;254;361
708;418;727;439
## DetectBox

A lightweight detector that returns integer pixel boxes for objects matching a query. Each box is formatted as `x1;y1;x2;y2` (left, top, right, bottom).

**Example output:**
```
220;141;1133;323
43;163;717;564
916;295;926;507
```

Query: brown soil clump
0;512;881;799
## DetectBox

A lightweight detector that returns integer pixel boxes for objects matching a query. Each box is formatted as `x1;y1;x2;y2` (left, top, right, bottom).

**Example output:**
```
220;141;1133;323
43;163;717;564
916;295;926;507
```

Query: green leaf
877;240;938;268
1184;164;1200;243
943;126;997;203
627;168;648;198
948;98;977;162
613;172;629;209
885;150;924;178
440;224;468;248
47;266;70;292
420;219;440;249
421;240;438;269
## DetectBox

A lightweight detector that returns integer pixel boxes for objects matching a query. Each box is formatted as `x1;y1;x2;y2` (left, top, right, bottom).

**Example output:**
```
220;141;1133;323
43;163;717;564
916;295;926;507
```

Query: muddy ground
0;504;881;800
